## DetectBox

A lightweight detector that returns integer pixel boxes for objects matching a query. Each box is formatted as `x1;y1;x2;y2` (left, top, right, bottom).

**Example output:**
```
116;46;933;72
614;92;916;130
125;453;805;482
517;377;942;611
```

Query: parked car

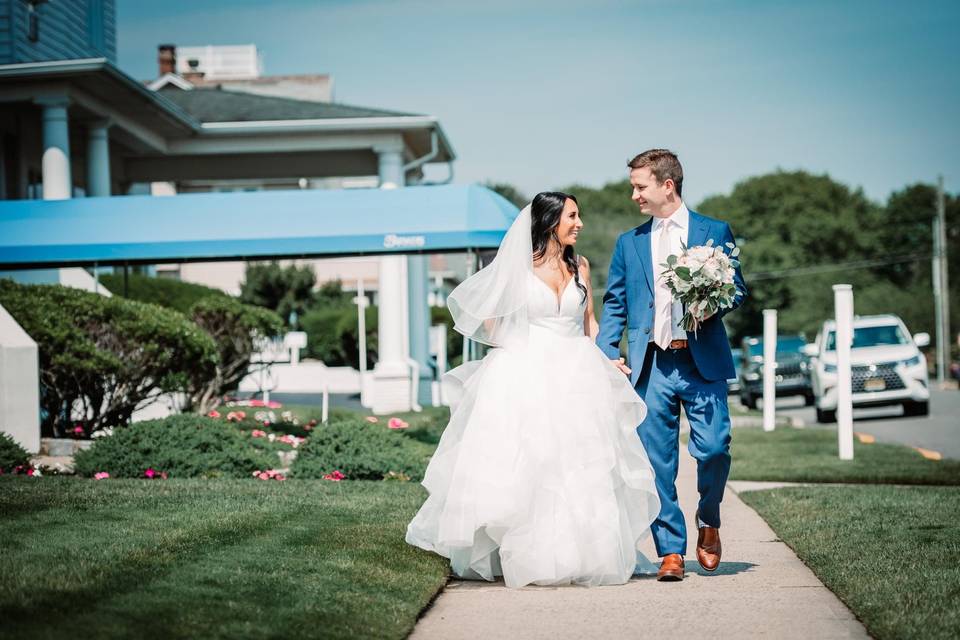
805;314;930;423
727;347;743;394
738;335;813;409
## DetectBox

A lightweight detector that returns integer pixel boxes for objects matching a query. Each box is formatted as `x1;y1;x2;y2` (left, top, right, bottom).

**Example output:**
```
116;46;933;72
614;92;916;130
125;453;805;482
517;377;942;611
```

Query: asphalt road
757;387;960;460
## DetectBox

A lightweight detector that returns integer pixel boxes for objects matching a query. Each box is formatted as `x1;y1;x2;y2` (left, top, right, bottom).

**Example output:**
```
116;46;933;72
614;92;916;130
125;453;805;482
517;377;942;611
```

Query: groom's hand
610;357;632;376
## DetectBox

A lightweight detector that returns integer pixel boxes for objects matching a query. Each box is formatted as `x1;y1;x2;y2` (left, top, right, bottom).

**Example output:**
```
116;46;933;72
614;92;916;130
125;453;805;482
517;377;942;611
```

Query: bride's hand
610;357;631;376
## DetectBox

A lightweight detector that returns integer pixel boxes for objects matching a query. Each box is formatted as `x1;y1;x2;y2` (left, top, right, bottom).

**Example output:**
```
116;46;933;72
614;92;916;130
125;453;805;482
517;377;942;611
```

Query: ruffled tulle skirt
405;326;660;588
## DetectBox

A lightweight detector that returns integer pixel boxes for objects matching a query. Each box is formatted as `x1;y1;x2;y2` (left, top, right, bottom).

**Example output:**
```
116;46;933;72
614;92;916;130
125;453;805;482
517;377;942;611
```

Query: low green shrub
290;419;433;481
99;272;229;313
0;280;217;437
395;407;451;446
0;433;30;472
73;414;276;479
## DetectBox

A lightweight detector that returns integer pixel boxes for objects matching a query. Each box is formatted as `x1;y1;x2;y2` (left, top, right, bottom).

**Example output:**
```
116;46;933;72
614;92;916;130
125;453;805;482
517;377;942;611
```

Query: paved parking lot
758;387;960;459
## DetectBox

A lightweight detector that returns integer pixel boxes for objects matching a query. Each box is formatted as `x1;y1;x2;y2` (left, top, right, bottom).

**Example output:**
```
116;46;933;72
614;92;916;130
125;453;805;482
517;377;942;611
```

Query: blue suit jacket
596;210;748;384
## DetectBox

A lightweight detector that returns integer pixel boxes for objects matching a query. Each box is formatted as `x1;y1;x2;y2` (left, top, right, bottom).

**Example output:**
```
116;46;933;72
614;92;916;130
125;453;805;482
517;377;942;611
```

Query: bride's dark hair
530;191;587;303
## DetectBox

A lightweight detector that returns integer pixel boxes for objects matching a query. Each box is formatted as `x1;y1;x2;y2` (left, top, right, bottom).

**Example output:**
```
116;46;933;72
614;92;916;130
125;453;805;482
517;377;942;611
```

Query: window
824;324;909;351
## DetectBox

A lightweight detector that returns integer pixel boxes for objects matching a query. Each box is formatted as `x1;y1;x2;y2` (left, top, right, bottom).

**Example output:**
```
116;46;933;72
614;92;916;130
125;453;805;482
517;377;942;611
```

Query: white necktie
655;220;674;349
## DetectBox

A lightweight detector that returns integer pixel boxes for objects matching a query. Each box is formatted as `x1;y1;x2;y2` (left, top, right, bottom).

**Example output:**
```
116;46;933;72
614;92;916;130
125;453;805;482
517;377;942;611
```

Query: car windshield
747;336;806;357
824;324;909;351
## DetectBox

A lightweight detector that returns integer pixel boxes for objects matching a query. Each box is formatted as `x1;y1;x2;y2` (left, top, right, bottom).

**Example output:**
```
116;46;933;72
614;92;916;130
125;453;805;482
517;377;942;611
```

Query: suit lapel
631;220;655;294
686;210;710;249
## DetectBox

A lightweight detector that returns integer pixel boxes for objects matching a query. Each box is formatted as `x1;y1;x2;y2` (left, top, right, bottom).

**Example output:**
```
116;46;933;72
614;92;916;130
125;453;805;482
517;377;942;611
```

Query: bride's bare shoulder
577;255;591;273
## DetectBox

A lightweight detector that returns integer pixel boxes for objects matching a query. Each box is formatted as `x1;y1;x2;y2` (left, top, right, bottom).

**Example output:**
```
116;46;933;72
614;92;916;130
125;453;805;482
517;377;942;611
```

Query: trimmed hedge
0;280;218;436
73;414;276;479
0;433;30;472
301;304;378;368
99;272;229;314
289;419;433;481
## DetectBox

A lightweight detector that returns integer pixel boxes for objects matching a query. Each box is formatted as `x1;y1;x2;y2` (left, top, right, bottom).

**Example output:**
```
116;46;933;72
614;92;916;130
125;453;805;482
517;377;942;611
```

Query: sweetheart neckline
531;272;575;312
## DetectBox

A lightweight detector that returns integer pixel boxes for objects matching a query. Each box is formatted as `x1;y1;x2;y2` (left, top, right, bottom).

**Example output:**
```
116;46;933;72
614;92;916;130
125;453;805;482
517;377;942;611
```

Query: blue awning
0;184;518;269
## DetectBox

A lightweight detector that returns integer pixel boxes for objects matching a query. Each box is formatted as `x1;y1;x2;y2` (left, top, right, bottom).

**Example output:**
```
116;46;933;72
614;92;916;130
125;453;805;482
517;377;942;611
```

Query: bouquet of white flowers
659;239;740;333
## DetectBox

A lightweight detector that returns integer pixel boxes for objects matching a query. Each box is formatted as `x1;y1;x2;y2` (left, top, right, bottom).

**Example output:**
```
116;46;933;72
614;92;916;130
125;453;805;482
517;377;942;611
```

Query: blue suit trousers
636;342;731;557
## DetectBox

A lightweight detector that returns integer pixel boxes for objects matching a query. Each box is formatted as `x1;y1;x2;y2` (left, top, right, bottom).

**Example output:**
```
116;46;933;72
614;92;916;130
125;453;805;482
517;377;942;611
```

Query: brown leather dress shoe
657;553;685;581
696;525;722;571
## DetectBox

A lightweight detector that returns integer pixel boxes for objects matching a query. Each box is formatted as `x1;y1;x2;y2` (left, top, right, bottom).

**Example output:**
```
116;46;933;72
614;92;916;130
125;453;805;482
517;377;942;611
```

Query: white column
372;144;412;414
36;97;72;201
833;284;855;460
408;254;433;405
762;309;777;432
86;119;111;197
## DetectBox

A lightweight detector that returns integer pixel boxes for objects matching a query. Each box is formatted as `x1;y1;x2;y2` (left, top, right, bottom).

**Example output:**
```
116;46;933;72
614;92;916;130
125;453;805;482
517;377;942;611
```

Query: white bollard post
833;284;855;460
321;383;329;424
762;309;778;432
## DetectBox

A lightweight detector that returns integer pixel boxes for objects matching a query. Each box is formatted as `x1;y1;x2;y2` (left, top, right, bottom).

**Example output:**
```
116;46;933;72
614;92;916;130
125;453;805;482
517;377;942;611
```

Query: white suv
805;314;930;423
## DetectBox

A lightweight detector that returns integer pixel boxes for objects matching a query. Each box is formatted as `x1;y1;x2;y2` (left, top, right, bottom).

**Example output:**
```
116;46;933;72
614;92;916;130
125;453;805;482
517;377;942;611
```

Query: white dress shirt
650;201;689;344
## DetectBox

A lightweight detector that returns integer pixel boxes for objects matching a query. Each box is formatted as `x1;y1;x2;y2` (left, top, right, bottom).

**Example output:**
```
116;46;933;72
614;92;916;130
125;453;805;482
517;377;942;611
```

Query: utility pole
936;176;950;384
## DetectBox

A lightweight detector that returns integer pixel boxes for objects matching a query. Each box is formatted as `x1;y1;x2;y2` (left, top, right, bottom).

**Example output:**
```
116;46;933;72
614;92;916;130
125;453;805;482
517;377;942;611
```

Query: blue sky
118;0;960;206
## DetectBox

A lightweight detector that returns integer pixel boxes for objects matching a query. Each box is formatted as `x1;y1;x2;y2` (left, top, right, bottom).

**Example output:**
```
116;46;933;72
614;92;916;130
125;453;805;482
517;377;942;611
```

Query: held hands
609;357;632;376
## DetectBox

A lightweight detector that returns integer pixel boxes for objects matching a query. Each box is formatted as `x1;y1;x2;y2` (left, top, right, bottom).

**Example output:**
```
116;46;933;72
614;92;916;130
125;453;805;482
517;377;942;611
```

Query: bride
405;191;660;588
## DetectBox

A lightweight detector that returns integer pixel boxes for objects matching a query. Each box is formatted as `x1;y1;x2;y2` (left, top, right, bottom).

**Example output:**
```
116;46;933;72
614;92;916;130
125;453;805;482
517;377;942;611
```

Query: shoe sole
657;573;684;582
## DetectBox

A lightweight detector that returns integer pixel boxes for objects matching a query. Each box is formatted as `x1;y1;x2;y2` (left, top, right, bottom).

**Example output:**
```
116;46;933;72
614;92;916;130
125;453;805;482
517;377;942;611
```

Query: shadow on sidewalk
688;561;757;577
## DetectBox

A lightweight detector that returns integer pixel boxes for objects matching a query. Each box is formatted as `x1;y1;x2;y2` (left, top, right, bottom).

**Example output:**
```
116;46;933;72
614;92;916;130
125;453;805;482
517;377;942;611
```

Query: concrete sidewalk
410;452;869;640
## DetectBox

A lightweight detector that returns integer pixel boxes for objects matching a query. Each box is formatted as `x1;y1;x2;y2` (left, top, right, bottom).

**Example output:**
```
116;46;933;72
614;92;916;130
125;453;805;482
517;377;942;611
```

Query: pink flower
263;420;271;427
73;425;84;435
275;474;286;481
365;416;379;424
26;468;35;476
388;417;409;430
323;470;346;481
94;471;110;480
304;424;313;431
251;429;267;438
249;399;266;407
208;410;221;418
160;471;169;480
267;401;282;409
226;411;241;422
252;470;262;477
258;472;270;480
144;468;156;479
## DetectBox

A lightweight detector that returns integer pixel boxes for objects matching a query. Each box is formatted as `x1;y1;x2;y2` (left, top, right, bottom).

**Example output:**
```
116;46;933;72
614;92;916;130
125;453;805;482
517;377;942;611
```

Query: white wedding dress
405;266;661;588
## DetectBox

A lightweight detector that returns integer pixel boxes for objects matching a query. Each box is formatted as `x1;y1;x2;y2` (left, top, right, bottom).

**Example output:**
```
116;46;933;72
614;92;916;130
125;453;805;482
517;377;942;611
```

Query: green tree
485;182;528;209
240;261;316;329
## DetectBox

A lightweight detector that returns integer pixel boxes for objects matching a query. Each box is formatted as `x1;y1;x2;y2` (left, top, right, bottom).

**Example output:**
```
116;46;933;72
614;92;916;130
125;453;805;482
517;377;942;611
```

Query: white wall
0;304;40;453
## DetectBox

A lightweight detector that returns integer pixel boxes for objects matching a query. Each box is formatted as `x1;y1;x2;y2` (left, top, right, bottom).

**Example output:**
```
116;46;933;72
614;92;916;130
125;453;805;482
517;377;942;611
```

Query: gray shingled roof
157;85;422;122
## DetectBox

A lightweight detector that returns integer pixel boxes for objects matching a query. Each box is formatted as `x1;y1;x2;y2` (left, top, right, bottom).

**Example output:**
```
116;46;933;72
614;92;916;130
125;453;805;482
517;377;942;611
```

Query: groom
597;149;747;582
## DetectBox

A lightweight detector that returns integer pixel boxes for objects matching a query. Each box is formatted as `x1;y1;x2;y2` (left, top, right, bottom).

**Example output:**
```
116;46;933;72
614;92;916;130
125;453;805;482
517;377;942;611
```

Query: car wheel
742;394;757;410
903;401;929;417
816;407;836;423
804;392;815;407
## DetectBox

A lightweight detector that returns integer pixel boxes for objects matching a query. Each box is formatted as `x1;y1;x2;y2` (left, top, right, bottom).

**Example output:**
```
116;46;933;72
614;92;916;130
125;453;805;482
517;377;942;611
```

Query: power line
747;252;932;281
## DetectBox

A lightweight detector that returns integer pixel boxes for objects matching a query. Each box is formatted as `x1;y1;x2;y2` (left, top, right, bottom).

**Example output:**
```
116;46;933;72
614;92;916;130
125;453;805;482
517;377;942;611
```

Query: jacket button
644;327;650;333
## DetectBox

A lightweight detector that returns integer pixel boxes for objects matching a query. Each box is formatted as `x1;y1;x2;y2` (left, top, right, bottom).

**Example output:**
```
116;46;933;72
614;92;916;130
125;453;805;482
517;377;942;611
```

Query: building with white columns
0;1;456;423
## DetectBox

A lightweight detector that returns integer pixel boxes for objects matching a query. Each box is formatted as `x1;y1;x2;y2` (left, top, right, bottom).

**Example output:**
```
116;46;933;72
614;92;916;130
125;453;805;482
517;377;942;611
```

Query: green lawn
741;485;960;640
729;427;960;485
0;477;448;640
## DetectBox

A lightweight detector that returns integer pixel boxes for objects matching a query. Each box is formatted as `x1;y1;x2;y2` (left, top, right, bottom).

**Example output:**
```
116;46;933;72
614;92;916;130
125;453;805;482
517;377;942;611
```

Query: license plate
864;378;886;391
